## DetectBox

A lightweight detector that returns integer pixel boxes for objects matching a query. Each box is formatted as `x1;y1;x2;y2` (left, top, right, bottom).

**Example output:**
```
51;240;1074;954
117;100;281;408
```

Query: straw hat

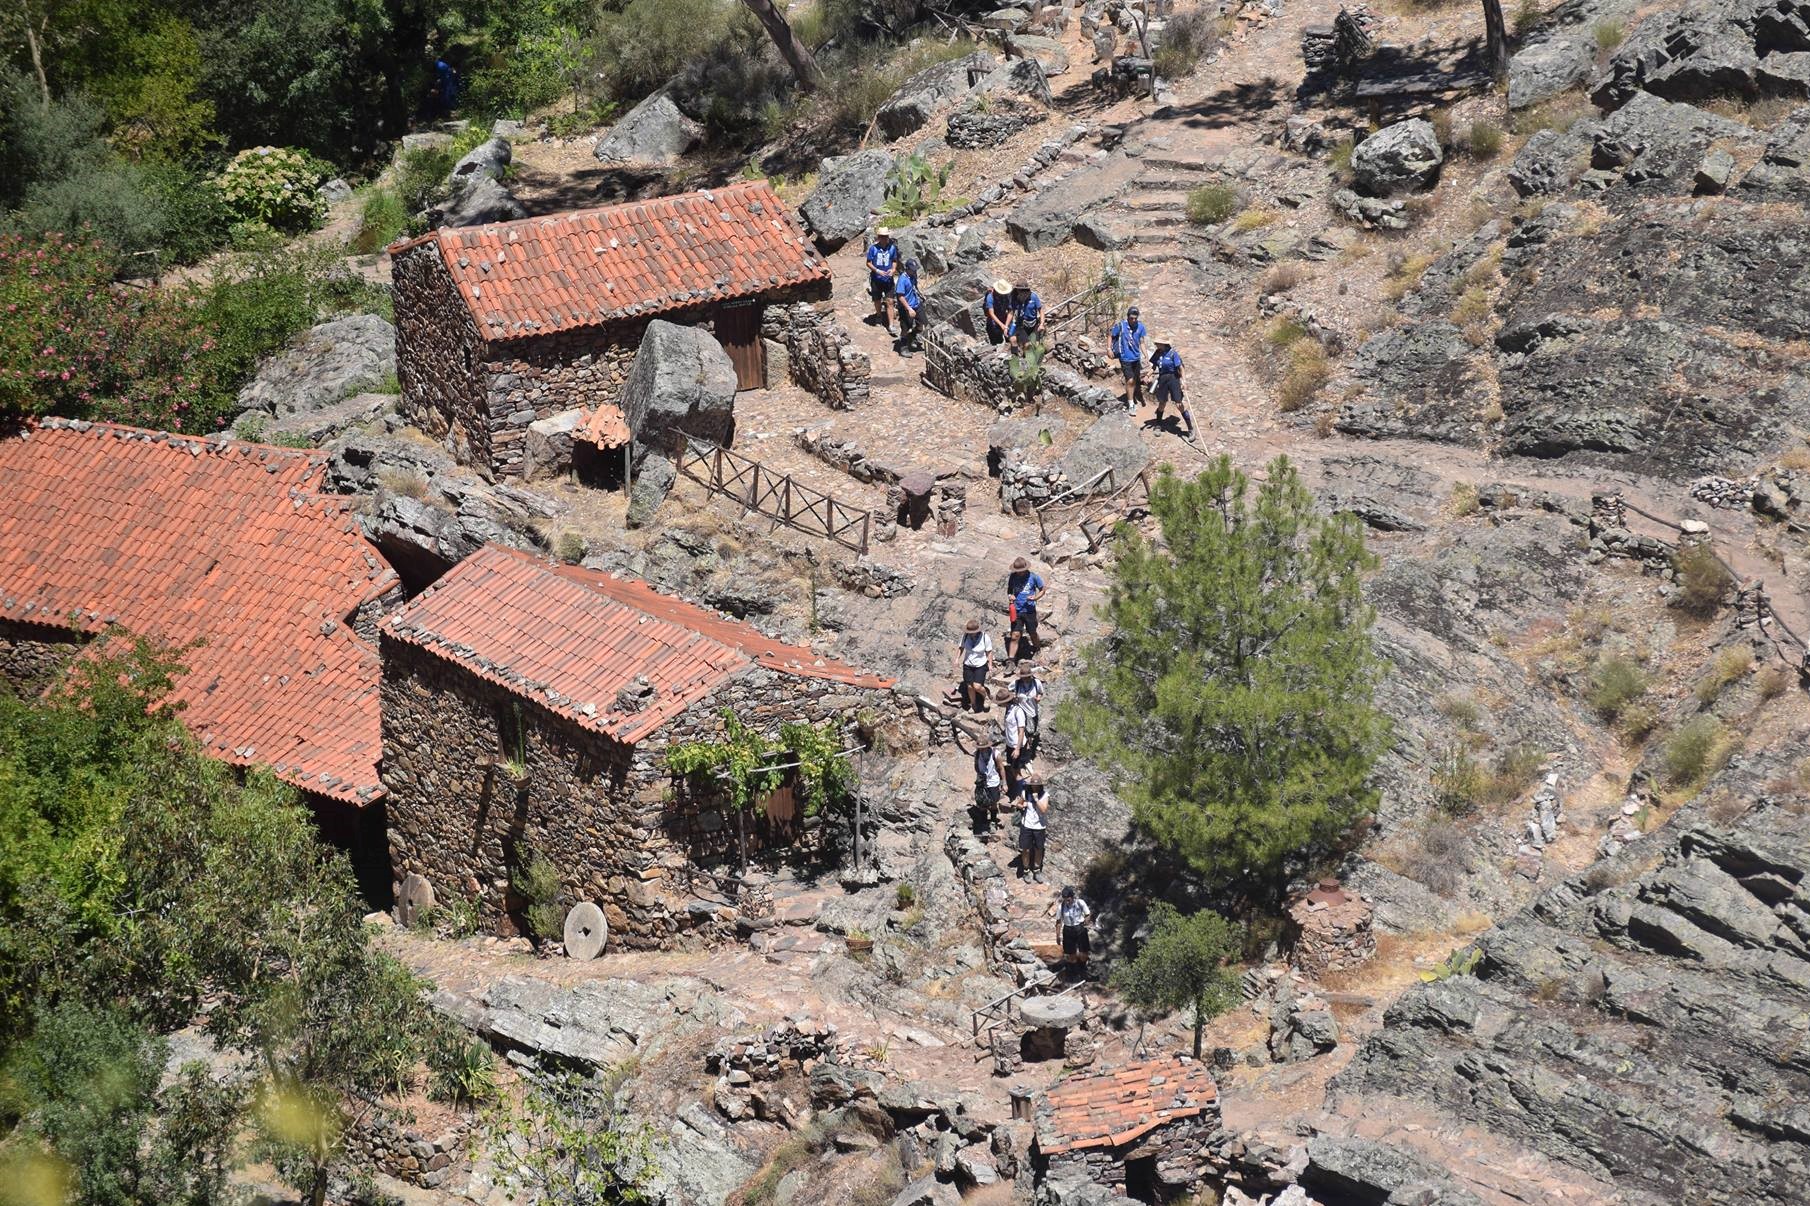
992;278;1012;293
876;225;892;236
1011;556;1030;570
964;619;981;634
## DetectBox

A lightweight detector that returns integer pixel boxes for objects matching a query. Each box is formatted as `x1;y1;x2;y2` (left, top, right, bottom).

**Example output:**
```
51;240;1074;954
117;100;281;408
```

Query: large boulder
236;314;396;421
626;453;677;529
798;149;895;250
1007;33;1070;77
1059;414;1151;492
593;91;704;166
1351;118;1444;194
875;51;996;141
978;56;1054;104
1509;0;1639;109
440;175;527;227
622;319;739;454
447;136;511;194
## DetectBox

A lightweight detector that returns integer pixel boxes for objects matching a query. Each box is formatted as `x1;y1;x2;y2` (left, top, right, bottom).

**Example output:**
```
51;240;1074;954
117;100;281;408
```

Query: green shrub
895;882;916;909
1695;646;1753;704
1673;542;1732;616
1616;700;1660;743
879;150;953;225
1277;341;1329;412
1587;653;1648;720
393;145;457;217
511;850;565;942
1664;716;1726;786
1468;121;1505;159
1433;743;1486;816
1330;137;1357;181
352;188;408;256
554;532;586;564
427;1030;498;1106
1594;19;1626;49
1186;183;1241;225
213;146;327;234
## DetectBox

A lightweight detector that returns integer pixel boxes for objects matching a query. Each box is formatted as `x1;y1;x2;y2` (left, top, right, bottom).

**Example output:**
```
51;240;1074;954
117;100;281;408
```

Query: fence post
860;511;871;554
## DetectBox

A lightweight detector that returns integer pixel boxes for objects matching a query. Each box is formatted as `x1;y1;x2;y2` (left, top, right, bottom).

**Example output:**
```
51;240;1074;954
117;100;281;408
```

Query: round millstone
396;873;435;928
564;900;608;960
1019;995;1085;1028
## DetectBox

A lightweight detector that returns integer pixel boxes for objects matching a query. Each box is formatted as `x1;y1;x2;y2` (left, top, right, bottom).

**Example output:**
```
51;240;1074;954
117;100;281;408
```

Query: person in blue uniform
983;278;1013;345
894;258;923;355
1150;337;1196;441
1007;281;1043;352
1110;306;1148;413
865;227;900;333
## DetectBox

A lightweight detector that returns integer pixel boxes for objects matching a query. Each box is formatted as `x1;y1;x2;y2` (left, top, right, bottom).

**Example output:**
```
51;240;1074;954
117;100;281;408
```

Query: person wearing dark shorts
865;228;900;332
983;278;1013;346
956;619;994;713
1018;774;1049;882
1059;886;1093;975
973;739;1004;834
1110;306;1148;413
1005;556;1045;663
1151;338;1196;441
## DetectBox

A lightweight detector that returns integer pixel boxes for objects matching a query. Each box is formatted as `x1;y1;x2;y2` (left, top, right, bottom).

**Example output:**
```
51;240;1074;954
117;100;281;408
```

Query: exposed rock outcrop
593;91;705;166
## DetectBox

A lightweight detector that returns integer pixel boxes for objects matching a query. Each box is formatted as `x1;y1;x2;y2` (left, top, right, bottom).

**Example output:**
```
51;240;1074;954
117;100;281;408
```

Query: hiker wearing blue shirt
1110;306;1148;413
1007;281;1043;352
1005;555;1046;663
894;258;923;355
983;278;1013;346
865;227;900;333
429;58;460;117
1151;337;1197;442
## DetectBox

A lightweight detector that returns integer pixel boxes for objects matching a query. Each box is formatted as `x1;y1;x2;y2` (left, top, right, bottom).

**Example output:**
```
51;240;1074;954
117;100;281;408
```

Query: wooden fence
676;437;873;554
1034;466;1154;550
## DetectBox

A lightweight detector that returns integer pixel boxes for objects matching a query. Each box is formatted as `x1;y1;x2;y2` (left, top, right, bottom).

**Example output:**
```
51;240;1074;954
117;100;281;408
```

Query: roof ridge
31;417;329;466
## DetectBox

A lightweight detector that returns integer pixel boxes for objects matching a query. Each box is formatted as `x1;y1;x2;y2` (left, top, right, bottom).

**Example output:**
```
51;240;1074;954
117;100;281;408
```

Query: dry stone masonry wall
0;620;80;695
393;244;493;469
922;324;1119;416
762;302;871;409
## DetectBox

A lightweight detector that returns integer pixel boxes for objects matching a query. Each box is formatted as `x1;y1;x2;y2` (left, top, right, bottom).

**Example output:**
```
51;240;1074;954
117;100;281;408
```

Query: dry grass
1232;205;1279;233
1756;663;1793;701
1312;409;1339;437
1277;342;1330;412
1694;645;1753;704
1511;91;1596;137
1673;542;1733;616
377;467;430;500
1453;284;1493;325
1450;482;1481;517
1261;262;1308;294
1382;251;1439;301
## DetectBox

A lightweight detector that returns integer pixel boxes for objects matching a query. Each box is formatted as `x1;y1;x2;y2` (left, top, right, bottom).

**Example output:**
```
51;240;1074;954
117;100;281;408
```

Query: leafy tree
1057;456;1389;907
484;1071;657;1206
1113;903;1242;1059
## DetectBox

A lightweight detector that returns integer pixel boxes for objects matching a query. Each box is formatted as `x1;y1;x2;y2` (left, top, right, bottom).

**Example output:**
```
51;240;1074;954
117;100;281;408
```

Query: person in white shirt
955;618;993;713
1012;666;1044;758
973;739;1004;834
1059;886;1092;975
1018;772;1050;883
1002;694;1031;801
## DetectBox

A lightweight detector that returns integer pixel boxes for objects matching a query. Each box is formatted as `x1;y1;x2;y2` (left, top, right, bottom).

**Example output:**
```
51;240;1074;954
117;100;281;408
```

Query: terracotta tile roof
1036;1055;1219;1156
0;419;400;804
579;403;630;449
396;181;828;342
383;544;893;745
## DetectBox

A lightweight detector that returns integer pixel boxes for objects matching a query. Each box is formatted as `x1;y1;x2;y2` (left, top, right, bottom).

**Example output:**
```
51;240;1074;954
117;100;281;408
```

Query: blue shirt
984;290;1011;324
866;241;898;283
1008;569;1044;613
1111;320;1147;363
1013;292;1042;330
895;272;921;310
1153;347;1183;376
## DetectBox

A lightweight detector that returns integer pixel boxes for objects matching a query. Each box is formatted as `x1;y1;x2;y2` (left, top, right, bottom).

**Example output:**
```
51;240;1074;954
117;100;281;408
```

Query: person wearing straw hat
1007;280;1044;352
865;227;900;333
1110;305;1149;414
983;278;1014;346
1012;663;1045;759
1150;336;1196;442
1017;770;1050;882
1005;555;1045;663
955;618;994;713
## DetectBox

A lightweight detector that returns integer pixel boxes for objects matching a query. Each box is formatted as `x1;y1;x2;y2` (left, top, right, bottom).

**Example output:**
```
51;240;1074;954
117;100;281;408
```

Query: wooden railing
1034;467;1154;550
676;436;873;554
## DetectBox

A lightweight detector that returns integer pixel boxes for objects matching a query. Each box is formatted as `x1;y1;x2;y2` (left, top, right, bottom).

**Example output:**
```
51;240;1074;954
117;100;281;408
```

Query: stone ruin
1301;7;1379;80
1287;878;1376;978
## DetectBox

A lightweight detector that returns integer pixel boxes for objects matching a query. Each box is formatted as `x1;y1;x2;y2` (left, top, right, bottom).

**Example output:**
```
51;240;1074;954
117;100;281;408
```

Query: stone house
1034;1054;1221;1202
0;419;404;898
389;180;831;480
378;543;897;949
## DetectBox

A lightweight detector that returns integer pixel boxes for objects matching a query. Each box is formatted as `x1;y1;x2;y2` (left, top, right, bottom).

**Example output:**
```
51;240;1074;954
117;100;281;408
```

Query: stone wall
1042;1115;1218;1198
480;324;650;478
763;302;871;409
343;1102;468;1190
922;323;1119;416
393;243;492;470
0;619;80;695
379;635;680;949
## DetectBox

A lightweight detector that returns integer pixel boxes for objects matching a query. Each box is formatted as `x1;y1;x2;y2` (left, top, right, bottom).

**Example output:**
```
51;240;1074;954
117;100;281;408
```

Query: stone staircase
1114;155;1224;264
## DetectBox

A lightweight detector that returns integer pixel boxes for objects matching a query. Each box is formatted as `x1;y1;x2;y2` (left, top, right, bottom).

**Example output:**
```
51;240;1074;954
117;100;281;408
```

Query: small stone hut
378;543;897;949
1288;878;1376;978
0;419;403;896
1034;1054;1221;1202
389;180;831;480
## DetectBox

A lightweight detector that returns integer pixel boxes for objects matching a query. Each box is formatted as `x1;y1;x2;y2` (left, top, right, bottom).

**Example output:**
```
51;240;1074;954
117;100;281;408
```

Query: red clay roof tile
404;181;827;342
0;420;399;803
384;545;892;744
1035;1055;1219;1156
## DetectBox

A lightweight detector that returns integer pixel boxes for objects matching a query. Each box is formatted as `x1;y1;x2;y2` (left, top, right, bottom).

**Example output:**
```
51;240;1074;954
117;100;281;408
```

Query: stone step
1135;156;1220;174
1130;175;1217;191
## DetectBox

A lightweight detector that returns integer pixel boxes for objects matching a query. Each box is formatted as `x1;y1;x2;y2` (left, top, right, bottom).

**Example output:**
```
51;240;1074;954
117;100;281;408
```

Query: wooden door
716;304;765;390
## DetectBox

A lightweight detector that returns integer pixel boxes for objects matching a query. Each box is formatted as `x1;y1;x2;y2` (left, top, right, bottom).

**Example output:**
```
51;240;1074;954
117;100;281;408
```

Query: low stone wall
922;324;1119;416
1288;885;1375;979
999;456;1071;515
344;1103;468;1191
0;618;80;695
763;302;871;410
944;828;1046;984
1044;1115;1218;1197
923;124;1092;228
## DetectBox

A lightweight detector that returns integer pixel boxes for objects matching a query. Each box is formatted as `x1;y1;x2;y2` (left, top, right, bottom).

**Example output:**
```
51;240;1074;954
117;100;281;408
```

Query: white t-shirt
962;632;993;668
1013;676;1043;719
1003;702;1028;750
1060;897;1091;927
1021;789;1048;830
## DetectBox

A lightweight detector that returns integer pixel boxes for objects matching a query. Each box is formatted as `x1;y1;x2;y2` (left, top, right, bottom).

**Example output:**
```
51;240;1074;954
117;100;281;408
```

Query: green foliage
878;150;952;225
1586;652;1648;720
1594;19;1626;49
590;0;737;102
0;638;437;1206
426;1029;498;1107
85;12;219;161
1467;121;1504;159
1153;10;1224;79
1695;646;1753;704
1112;903;1242;1058
1057;457;1390;906
894;882;916;910
351;187;407;255
1009;341;1047;403
1185;183;1240;225
510;849;565;942
461;1;594;117
214;146;326;234
553;531;586;564
1673;542;1732;616
393;144;457;219
1419;945;1482;982
1664;716;1727;787
667;711;856;819
484;1071;657;1205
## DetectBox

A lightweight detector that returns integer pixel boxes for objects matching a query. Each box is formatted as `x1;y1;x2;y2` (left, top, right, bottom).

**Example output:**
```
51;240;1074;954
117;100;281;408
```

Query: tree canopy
1112;903;1243;1059
1058;455;1390;907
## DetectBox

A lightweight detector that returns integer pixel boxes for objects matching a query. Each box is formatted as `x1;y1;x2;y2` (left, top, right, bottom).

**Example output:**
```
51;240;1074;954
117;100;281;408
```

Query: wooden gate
716;304;766;390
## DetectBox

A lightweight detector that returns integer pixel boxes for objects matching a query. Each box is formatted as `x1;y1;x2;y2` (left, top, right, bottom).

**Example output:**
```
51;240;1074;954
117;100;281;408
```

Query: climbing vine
665;710;857;819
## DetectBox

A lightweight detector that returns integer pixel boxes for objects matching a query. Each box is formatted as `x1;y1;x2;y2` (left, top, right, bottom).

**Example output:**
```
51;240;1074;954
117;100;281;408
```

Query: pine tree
1058;455;1389;907
1112;903;1242;1059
